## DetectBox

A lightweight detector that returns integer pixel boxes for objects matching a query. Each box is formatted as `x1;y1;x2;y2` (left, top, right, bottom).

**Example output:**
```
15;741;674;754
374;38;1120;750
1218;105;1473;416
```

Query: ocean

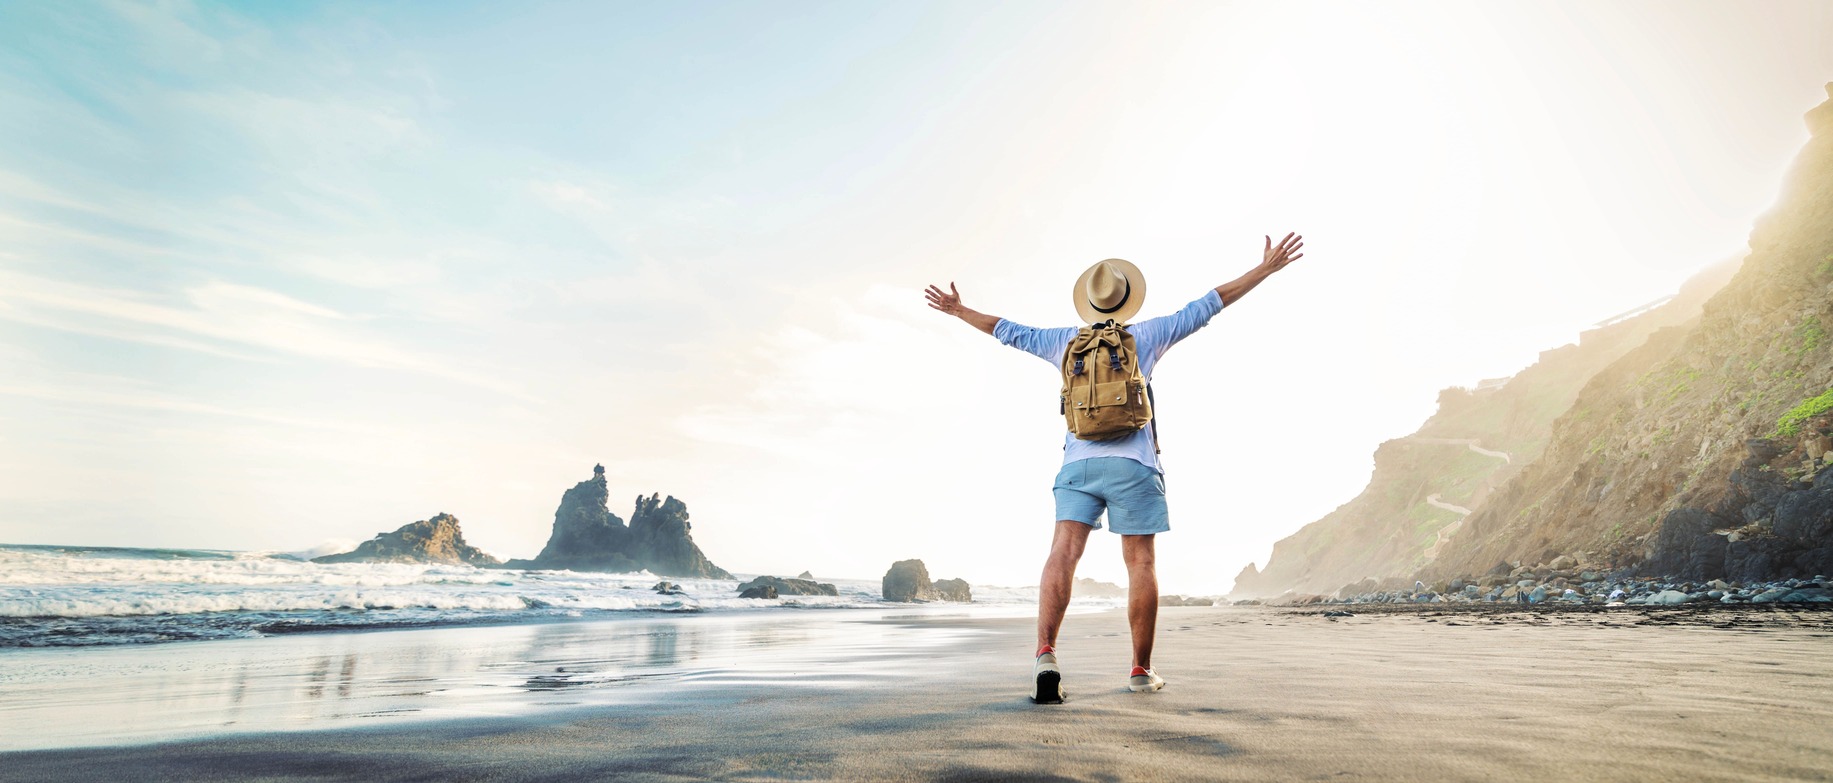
0;544;1074;648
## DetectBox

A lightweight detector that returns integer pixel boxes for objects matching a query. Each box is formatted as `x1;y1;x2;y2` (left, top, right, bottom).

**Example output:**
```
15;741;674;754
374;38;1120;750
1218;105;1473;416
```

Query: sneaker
1128;666;1164;692
1032;648;1064;704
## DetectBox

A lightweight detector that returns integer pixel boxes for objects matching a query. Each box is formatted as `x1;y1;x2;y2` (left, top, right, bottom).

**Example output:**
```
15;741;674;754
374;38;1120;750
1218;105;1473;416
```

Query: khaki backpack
1060;320;1156;447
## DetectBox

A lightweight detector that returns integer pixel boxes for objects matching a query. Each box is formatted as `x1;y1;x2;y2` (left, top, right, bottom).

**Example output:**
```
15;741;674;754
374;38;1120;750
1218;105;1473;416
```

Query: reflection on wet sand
517;623;702;691
0;609;984;750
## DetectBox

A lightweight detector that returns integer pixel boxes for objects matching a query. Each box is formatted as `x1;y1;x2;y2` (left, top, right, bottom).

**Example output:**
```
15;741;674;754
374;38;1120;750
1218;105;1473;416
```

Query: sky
1;0;1829;593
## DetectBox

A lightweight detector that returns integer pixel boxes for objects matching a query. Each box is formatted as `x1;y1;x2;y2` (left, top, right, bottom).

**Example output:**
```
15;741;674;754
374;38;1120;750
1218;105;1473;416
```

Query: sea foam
0;544;986;647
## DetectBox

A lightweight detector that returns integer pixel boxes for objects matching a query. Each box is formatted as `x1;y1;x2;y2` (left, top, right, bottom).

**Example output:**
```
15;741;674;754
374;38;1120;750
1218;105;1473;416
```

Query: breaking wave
0;545;1054;648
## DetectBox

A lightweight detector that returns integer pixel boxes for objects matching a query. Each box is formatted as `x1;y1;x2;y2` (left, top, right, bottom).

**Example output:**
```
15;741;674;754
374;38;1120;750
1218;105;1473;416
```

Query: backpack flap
1091;380;1130;407
1065;380;1129;410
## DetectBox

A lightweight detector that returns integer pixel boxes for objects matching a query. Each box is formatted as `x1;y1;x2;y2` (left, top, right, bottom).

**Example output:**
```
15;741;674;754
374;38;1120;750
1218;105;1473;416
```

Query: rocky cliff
1232;260;1736;598
313;513;501;566
1422;84;1833;584
506;466;731;579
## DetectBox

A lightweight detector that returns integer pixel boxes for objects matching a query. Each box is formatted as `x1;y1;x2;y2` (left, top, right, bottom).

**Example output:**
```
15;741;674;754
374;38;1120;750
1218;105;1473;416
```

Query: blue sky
2;1;1830;591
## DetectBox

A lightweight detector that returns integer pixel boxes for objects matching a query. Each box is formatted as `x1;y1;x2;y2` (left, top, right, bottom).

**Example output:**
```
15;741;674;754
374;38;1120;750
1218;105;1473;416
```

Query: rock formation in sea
933;578;972;602
1233;84;1833;598
882;559;972;602
312;513;501;566
504;465;732;579
736;575;838;597
1074;577;1128;598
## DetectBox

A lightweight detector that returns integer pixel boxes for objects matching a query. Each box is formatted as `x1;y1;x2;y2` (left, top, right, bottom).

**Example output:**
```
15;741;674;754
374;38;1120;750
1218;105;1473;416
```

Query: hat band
1089;278;1131;314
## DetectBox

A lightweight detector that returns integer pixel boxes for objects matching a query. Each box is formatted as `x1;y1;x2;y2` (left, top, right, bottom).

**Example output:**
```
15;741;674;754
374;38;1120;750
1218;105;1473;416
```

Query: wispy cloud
0;269;531;399
0;381;368;433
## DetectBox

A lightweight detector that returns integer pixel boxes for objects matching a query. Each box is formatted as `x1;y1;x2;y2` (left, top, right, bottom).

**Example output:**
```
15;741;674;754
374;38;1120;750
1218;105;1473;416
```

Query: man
923;232;1304;703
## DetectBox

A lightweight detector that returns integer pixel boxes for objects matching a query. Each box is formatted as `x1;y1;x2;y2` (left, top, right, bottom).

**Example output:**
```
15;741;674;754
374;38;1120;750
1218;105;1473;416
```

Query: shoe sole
1032;670;1064;704
1128;679;1164;693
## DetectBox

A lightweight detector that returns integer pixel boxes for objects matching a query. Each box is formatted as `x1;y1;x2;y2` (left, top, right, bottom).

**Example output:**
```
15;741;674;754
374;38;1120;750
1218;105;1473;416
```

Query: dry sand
5;605;1832;782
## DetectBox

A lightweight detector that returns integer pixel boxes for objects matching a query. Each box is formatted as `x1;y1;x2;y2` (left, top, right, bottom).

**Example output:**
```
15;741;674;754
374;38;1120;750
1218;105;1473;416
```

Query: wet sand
5;605;1833;782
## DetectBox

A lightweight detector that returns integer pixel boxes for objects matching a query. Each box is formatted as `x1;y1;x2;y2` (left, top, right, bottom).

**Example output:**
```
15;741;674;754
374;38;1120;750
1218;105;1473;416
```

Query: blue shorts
1052;457;1169;535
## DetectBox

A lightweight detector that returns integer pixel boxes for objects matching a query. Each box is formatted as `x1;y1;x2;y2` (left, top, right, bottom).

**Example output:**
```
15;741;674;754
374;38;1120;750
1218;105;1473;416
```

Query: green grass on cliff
1774;388;1833;438
1792;316;1824;356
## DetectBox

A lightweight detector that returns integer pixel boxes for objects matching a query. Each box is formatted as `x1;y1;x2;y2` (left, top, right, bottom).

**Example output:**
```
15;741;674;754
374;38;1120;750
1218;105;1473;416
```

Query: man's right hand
924;281;999;336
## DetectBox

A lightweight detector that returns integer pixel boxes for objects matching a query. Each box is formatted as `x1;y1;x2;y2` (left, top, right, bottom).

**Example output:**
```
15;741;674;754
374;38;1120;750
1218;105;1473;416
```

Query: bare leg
1122;534;1157;669
1036;521;1092;652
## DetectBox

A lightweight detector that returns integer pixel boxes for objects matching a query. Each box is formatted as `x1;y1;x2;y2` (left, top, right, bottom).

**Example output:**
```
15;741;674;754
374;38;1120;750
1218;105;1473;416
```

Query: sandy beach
5;604;1832;782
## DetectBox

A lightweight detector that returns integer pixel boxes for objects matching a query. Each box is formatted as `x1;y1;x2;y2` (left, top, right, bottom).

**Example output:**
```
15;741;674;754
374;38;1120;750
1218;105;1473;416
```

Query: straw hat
1073;258;1146;324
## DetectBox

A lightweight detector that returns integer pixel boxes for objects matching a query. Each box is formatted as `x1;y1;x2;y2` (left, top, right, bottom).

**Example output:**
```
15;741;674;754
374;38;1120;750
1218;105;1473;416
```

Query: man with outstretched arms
924;232;1304;703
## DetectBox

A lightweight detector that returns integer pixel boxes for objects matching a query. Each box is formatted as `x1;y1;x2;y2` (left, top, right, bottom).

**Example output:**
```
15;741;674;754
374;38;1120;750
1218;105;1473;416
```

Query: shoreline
5;605;1832;781
0;604;1028;752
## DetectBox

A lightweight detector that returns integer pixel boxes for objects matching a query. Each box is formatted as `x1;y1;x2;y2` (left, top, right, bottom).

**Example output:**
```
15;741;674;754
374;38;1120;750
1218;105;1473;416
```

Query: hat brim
1073;258;1147;325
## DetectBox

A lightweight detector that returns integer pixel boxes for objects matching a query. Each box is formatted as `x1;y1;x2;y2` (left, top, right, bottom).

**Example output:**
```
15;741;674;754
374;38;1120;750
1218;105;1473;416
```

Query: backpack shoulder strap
1147;383;1160;454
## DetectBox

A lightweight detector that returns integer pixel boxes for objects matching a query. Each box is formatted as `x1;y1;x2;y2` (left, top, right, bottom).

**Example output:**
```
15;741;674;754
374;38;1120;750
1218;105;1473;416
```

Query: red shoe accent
1037;644;1056;657
1130;666;1149;677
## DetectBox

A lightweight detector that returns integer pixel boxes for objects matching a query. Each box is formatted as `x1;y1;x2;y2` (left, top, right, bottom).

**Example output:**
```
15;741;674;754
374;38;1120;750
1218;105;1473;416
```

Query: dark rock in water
739;584;778;599
1158;595;1214;607
885;559;968;602
504;466;731;579
796;571;814;580
504;469;637;572
882;559;932;601
628;493;730;579
653;581;684;595
737;575;837;597
933;578;972;602
314;513;500;566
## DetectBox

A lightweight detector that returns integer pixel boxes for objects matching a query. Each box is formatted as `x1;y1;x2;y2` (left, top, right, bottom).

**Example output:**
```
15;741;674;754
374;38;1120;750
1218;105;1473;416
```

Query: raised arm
924;282;1000;336
1215;232;1304;306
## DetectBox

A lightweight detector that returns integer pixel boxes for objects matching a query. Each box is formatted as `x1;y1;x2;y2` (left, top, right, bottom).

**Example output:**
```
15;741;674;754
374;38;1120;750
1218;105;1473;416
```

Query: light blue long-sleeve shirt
993;290;1225;473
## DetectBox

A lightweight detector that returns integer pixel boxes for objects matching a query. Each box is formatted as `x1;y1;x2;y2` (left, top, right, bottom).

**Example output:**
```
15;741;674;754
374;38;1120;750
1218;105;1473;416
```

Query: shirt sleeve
994;319;1078;366
1130;290;1225;363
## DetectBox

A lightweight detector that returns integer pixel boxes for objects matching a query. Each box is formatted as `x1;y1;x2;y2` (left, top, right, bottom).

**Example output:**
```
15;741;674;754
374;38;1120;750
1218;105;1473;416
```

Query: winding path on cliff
1425;494;1472;516
1411;437;1513;563
1422;494;1469;561
1409;437;1513;463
